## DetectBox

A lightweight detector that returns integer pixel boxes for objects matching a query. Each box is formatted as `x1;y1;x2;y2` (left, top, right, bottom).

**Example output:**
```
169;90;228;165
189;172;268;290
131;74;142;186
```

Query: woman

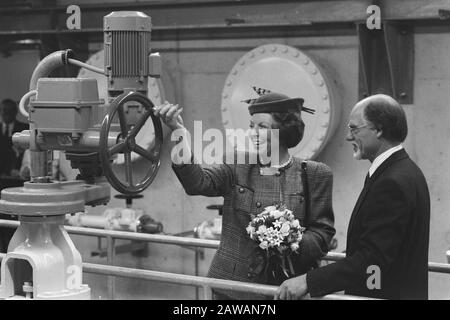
154;92;335;299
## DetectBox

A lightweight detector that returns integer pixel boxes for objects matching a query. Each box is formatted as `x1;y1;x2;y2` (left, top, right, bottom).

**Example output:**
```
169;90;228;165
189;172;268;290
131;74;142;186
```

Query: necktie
1;123;12;137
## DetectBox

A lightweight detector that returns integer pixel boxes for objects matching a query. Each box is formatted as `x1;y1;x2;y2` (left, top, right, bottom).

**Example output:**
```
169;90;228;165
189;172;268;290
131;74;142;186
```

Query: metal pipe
97;236;102;252
80;261;378;300
30;150;50;183
19;89;36;118
68;58;105;75
0;252;376;300
0;220;449;274
15;130;119;152
67;214;107;229
321;252;450;274
0;0;307;12
106;236;116;300
321;252;345;261
64;223;220;249
428;262;450;274
29;49;73;91
195;249;200;300
78;130;119;149
202;285;213;300
0;23;356;38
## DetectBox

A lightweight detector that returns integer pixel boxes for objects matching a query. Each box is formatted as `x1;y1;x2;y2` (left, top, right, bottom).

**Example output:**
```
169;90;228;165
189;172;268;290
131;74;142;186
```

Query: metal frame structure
0;219;448;300
358;21;415;103
0;1;447;120
1;0;449;36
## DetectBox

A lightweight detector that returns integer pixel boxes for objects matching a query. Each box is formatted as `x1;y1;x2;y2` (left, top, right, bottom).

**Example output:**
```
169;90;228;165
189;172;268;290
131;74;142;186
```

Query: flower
257;225;267;234
248;207;304;252
280;222;290;235
264;205;277;213
274;238;282;247
271;210;284;219
290;242;299;252
259;240;269;250
273;220;282;228
247;204;306;283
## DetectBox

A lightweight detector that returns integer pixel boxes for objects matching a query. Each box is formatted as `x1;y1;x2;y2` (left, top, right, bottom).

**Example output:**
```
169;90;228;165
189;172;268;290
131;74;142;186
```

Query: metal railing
0;252;373;300
322;252;450;274
0;219;449;300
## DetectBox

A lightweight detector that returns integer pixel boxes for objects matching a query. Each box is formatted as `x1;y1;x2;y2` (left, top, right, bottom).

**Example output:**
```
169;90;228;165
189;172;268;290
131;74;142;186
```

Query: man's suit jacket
306;149;430;299
0;120;28;252
0;120;28;175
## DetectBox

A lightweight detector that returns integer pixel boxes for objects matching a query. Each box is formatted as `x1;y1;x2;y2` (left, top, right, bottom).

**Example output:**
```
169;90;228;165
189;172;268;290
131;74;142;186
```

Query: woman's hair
271;110;305;148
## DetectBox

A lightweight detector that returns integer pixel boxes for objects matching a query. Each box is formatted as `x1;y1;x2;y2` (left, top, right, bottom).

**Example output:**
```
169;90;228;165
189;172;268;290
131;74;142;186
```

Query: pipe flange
0;181;110;216
62;49;74;65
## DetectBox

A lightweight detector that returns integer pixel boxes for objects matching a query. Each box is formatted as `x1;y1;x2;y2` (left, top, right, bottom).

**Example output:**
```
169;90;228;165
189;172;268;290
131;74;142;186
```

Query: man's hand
274;274;309;300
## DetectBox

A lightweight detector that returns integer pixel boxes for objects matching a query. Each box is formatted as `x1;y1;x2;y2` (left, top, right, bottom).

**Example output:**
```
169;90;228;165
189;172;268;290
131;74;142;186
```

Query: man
0;98;28;253
0;99;28;177
275;94;430;300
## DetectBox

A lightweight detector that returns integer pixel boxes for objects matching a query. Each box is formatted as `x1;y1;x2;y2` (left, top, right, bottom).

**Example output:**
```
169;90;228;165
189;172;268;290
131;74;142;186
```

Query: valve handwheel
100;91;163;194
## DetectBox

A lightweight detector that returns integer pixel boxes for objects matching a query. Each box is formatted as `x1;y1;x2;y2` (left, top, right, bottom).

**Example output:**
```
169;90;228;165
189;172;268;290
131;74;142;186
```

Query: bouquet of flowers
246;204;305;284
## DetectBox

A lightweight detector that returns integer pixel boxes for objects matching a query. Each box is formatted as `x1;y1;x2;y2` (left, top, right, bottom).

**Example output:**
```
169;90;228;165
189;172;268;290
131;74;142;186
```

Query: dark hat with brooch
243;87;315;116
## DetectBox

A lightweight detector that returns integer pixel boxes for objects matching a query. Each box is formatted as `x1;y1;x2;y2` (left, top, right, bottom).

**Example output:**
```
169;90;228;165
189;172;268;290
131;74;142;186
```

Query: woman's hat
243;87;315;116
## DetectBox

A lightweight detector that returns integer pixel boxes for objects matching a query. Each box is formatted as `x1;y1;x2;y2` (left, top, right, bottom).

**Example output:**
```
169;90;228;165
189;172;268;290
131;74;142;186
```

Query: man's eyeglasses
348;124;368;135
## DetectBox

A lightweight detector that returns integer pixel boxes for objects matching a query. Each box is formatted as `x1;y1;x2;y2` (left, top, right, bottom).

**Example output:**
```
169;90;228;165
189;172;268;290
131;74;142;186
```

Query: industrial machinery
0;11;162;299
77;48;170;167
66;194;163;259
67;194;163;235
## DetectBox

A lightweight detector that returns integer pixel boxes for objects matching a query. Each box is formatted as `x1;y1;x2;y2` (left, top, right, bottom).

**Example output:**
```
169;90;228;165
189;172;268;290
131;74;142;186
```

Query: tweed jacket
173;157;335;299
306;149;430;299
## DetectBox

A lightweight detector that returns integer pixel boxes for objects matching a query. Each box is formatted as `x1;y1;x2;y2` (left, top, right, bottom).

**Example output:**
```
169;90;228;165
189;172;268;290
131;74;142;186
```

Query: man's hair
0;98;18;114
271;111;305;148
363;95;408;143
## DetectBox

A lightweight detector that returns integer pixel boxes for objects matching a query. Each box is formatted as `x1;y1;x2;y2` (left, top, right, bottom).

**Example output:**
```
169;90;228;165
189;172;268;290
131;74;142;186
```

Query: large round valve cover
221;44;339;160
78;50;165;164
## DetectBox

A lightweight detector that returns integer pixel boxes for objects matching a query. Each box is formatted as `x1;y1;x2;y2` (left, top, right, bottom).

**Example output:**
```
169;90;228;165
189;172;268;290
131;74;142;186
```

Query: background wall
0;3;448;300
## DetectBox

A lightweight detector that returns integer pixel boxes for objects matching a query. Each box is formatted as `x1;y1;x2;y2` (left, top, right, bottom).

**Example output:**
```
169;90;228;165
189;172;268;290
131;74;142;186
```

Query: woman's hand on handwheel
154;101;184;131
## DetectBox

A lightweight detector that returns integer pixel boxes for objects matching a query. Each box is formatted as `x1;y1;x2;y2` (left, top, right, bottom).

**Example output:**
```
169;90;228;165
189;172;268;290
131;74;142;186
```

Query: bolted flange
0;180;110;216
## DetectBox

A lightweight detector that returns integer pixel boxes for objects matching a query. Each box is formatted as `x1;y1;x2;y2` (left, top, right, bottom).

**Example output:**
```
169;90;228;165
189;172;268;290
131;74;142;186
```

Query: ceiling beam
0;0;448;38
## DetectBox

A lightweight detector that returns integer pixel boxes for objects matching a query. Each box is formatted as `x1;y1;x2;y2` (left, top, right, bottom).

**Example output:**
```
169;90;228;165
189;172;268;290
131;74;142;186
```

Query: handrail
0;253;377;300
320;251;450;274
0;219;220;247
0;219;448;274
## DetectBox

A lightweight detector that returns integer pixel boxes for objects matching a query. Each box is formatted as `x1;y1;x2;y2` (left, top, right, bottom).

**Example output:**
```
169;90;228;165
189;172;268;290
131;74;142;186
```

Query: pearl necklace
272;156;293;169
259;156;293;176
